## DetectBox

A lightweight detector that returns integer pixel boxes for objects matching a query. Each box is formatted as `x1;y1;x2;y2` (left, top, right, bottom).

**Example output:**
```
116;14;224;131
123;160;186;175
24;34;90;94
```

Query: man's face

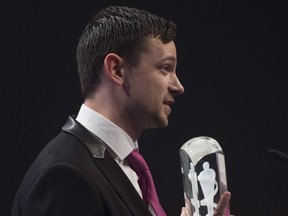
123;38;185;130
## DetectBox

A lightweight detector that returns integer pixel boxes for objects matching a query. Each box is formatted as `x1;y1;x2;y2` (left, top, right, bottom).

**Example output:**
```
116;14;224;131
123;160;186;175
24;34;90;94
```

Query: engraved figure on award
198;162;218;215
179;136;229;216
188;162;200;216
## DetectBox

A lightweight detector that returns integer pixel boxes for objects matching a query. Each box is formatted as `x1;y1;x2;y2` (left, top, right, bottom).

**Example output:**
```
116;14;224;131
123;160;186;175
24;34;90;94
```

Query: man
11;5;231;216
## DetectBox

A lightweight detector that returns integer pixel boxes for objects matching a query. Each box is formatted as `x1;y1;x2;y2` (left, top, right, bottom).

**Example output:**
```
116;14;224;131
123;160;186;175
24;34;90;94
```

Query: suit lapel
95;151;152;216
62;116;152;216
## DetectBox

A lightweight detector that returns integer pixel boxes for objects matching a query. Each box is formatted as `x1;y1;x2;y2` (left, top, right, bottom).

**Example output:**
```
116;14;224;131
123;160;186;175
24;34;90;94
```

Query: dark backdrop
2;0;288;215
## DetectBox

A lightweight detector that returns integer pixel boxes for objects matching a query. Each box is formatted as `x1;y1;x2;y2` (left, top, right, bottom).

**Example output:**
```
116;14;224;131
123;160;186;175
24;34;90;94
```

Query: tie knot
127;150;149;173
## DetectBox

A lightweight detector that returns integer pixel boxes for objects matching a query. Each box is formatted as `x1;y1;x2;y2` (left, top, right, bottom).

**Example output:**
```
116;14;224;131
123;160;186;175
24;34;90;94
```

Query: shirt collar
76;104;137;160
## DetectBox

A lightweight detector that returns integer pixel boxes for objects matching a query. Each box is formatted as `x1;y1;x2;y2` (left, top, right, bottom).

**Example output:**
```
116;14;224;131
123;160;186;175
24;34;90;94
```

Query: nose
169;74;185;96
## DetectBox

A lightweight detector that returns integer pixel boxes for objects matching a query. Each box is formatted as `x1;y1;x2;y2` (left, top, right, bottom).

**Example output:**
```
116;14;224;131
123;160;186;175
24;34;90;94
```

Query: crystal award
179;136;229;216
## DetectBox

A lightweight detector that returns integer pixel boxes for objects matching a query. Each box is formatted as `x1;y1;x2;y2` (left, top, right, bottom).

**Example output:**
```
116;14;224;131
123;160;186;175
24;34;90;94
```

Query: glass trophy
179;136;229;216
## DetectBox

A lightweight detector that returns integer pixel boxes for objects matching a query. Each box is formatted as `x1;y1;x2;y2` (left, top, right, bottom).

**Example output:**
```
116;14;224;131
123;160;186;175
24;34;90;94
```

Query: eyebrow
161;56;177;64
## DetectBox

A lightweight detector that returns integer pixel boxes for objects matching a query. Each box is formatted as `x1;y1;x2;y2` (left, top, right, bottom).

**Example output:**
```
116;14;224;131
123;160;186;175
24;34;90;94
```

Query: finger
214;191;231;216
180;207;188;216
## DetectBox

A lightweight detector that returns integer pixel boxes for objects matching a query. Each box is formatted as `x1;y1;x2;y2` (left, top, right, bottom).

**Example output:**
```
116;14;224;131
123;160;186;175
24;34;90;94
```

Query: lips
163;100;174;114
163;100;174;106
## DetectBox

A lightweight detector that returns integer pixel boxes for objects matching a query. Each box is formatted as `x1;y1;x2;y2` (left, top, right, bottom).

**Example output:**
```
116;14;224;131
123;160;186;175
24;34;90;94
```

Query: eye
158;61;176;74
160;64;173;73
162;65;169;71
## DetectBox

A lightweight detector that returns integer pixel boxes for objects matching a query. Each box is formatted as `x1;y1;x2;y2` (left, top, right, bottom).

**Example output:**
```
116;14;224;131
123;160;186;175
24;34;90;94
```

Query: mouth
163;100;174;106
163;100;174;114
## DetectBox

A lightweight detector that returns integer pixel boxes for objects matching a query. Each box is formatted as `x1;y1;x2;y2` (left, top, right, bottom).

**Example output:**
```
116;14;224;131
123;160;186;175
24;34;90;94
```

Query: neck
84;97;142;142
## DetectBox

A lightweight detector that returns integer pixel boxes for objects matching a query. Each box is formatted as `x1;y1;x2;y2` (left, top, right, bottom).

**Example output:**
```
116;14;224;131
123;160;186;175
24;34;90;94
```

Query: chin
149;113;169;128
158;117;169;128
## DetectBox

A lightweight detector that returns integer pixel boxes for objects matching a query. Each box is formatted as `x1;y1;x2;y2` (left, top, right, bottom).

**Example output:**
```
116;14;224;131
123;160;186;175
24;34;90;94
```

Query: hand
180;191;231;216
180;206;190;216
213;191;231;216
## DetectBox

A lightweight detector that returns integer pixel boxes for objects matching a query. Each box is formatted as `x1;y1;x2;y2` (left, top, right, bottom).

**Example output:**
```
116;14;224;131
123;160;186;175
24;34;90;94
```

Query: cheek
136;80;160;98
130;73;167;102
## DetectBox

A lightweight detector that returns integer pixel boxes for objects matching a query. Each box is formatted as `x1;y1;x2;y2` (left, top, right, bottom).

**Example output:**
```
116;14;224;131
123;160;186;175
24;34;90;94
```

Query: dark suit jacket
12;116;153;216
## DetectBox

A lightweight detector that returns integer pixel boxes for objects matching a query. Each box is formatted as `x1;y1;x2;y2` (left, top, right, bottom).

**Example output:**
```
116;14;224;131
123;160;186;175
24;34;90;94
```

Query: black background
2;0;288;215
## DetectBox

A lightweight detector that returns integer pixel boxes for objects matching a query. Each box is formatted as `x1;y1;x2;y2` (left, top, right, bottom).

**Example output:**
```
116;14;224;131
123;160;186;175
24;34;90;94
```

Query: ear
103;53;125;85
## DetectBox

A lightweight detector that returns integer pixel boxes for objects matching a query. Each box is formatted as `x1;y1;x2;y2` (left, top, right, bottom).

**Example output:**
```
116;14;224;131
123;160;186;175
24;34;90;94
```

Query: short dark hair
76;5;177;99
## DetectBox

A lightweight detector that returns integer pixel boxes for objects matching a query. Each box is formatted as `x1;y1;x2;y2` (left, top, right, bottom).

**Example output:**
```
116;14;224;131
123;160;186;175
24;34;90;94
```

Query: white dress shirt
76;104;142;198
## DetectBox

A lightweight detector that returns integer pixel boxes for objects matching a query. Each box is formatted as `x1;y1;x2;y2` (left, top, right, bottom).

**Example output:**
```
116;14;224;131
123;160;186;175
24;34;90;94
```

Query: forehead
143;38;177;61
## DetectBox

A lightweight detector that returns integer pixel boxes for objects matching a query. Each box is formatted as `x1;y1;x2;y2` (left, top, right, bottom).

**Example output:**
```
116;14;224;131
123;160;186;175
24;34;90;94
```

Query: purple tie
127;149;166;216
